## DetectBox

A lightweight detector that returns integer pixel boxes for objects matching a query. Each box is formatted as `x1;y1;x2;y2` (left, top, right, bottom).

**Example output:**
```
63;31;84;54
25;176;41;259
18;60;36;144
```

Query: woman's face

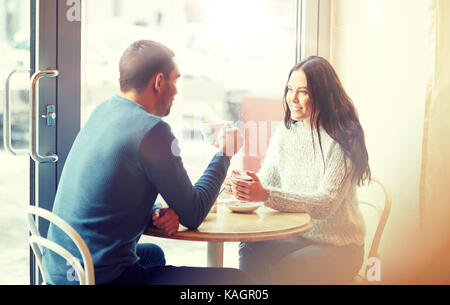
286;69;312;122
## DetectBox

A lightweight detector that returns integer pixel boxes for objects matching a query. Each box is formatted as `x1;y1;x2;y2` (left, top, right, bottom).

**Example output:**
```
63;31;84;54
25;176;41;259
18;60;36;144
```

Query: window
82;0;296;176
0;0;30;284
81;0;297;267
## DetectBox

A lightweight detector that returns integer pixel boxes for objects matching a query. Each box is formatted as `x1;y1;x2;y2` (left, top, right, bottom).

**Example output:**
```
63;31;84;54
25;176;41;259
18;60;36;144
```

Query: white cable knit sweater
260;122;366;246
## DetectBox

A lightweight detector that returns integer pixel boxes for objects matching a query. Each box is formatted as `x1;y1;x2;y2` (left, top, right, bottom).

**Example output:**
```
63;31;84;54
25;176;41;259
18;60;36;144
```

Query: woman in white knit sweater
226;56;371;284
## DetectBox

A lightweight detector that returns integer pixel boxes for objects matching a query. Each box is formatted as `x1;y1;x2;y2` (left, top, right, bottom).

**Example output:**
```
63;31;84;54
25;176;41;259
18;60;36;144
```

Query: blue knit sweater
42;95;229;284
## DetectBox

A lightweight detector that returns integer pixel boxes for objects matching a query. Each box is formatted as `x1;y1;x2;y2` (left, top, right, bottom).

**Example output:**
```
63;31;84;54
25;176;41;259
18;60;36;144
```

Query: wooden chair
354;176;392;283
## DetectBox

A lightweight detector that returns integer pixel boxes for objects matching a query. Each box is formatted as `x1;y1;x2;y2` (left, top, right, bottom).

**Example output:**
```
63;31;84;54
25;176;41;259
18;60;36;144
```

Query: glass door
0;0;31;285
0;0;81;284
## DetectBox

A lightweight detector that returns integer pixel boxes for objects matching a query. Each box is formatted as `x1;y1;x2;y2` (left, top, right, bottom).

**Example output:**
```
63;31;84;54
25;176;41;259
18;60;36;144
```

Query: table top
145;205;313;243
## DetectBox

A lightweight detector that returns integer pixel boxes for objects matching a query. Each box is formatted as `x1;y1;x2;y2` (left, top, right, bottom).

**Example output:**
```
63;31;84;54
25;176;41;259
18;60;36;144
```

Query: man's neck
119;90;141;104
119;90;157;115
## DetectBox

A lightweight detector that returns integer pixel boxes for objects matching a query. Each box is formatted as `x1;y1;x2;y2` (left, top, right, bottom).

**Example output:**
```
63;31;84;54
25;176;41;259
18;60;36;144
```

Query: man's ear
153;73;165;93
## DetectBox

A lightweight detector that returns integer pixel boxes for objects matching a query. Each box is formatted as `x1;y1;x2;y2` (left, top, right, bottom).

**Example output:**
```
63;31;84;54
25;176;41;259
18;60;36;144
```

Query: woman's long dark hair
283;56;371;186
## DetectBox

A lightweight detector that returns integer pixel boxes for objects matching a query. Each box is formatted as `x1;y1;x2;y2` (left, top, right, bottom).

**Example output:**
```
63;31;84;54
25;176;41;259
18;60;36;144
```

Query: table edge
144;218;314;243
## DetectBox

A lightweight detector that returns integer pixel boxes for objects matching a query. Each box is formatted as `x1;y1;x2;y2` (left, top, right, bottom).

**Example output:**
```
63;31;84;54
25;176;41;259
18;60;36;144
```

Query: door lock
41;105;56;126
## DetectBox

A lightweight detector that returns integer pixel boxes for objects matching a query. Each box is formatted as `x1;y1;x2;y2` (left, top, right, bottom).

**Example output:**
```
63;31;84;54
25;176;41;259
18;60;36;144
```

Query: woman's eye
299;90;308;96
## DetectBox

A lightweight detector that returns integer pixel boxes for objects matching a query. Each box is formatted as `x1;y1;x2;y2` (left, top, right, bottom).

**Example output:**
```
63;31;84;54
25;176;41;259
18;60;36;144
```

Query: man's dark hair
119;40;175;92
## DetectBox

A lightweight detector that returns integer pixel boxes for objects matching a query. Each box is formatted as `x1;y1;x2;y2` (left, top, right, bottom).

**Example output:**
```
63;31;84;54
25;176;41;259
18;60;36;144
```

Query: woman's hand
223;170;240;195
152;208;179;236
230;171;270;202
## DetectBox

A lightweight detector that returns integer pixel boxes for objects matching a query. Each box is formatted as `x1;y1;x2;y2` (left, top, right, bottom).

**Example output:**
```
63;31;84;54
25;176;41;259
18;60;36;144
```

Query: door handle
3;68;30;155
30;70;59;163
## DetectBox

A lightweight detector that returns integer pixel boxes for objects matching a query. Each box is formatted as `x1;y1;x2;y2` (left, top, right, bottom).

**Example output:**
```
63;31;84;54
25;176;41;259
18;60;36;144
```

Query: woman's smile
290;105;303;112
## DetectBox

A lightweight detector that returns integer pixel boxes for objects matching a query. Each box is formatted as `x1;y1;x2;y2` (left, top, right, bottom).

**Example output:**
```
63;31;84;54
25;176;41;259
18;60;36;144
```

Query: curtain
418;0;450;282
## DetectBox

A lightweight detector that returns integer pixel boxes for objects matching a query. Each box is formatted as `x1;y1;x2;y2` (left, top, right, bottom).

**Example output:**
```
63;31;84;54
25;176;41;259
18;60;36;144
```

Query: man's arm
138;121;231;229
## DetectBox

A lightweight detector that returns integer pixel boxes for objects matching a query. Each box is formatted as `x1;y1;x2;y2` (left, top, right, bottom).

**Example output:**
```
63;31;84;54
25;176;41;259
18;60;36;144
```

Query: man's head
119;40;180;116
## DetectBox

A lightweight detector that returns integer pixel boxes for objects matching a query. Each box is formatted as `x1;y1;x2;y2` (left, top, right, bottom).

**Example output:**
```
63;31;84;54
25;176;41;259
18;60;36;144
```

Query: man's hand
152;208;179;236
216;125;243;159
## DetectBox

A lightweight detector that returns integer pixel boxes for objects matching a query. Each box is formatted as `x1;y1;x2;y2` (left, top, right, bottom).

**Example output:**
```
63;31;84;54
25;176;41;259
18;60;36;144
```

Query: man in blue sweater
42;40;250;285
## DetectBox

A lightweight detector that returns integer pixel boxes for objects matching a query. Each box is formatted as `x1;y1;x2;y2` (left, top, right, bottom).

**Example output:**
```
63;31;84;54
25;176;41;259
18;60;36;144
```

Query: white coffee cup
200;120;233;145
232;171;253;181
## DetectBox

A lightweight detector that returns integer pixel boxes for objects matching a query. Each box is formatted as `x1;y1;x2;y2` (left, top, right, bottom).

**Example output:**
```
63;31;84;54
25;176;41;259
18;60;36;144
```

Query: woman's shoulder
317;128;345;158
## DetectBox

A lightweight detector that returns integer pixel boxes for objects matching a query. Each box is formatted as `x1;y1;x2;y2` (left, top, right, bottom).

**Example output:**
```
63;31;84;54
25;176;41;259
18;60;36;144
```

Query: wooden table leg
207;242;224;267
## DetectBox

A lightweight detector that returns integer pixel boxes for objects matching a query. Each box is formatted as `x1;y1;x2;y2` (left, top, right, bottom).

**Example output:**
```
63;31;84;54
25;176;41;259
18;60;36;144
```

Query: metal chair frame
26;206;95;285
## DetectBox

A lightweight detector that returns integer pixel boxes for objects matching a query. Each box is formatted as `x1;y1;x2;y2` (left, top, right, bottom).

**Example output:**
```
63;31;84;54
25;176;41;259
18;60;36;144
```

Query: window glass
82;0;296;267
0;0;30;284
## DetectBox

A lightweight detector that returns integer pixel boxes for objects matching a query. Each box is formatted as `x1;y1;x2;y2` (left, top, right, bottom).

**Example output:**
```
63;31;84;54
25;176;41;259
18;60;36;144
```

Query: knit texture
260;122;366;246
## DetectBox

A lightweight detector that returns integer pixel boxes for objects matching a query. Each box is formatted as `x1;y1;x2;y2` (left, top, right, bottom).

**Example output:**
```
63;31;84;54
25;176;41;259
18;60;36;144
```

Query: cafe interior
0;0;449;285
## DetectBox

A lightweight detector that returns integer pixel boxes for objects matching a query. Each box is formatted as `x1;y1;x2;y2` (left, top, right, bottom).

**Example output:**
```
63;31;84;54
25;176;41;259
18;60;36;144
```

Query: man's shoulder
94;95;165;129
137;120;177;161
140;119;174;144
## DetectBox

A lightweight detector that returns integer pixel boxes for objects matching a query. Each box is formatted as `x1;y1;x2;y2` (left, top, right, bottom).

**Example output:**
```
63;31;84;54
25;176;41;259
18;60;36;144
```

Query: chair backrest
357;176;392;276
26;206;95;285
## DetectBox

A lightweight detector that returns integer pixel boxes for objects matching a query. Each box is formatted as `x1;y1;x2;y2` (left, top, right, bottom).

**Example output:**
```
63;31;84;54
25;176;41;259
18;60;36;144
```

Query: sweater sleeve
264;142;354;219
138;121;230;229
258;125;281;188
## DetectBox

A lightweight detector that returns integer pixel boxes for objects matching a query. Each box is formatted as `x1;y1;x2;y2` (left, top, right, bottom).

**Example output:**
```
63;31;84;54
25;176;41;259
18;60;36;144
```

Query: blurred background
80;0;295;178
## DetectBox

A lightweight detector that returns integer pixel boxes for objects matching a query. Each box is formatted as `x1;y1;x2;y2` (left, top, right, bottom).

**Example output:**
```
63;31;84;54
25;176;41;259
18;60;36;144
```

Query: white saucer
223;201;262;213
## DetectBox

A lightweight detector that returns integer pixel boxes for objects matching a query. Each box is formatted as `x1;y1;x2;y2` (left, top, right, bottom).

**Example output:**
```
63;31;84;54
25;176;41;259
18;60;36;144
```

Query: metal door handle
30;70;59;163
3;69;30;155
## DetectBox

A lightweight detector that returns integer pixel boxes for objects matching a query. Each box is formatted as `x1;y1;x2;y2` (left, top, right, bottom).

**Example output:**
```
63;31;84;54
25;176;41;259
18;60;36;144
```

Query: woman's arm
265;145;353;219
257;125;281;188
233;142;354;219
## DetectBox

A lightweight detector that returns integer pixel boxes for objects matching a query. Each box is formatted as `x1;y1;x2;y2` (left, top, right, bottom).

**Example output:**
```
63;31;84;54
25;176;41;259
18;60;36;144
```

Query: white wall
330;0;432;282
418;0;450;283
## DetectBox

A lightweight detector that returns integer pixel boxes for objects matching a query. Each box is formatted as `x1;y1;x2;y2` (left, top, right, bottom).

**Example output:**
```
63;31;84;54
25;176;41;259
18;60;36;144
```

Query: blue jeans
104;243;253;285
239;236;364;284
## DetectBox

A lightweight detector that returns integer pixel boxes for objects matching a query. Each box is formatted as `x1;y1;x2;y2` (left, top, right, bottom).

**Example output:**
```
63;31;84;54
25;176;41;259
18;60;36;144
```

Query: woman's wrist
263;188;270;202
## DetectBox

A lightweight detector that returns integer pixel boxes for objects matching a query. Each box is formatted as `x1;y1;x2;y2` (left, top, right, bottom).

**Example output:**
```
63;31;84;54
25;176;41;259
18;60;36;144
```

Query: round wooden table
145;205;313;267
